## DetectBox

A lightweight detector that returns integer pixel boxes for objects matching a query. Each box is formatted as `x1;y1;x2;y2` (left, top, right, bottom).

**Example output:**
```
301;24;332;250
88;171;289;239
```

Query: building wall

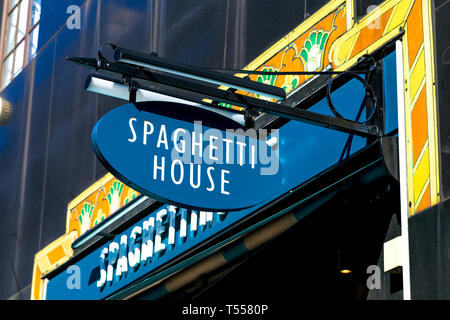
434;0;450;199
0;0;327;300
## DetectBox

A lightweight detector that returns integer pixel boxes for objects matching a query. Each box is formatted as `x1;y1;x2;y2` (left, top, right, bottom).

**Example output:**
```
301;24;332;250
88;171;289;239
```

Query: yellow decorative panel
409;48;425;102
401;0;440;215
31;231;78;300
65;173;140;238
413;146;429;204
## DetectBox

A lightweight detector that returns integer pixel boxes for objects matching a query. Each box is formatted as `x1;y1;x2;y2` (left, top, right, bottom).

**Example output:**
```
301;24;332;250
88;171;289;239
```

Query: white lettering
107;242;119;283
97;247;108;288
206;211;213;227
206;167;215;192
141;217;155;264
171;159;184;185
128;226;142;269
192;131;203;157
223;138;233;164
115;235;128;279
190;210;198;233
97;209;230;289
189;163;201;189
173;128;186;153
179;209;187;241
128;117;137;142
143;120;154;145
157;125;169;150
154;209;167;256
153;155;165;181
199;211;207;230
236;141;246;166
209;135;219;161
251;144;256;169
168;206;177;247
221;170;230;195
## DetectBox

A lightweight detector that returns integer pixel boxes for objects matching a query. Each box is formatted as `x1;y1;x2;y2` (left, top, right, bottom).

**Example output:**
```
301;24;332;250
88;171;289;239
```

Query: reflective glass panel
13;41;25;77
9;0;19;10
2;54;14;88
17;0;30;42
31;0;41;26
28;25;40;61
5;8;19;54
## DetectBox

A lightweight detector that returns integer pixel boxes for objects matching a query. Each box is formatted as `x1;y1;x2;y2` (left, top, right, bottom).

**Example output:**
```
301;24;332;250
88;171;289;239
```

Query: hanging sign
91;102;281;211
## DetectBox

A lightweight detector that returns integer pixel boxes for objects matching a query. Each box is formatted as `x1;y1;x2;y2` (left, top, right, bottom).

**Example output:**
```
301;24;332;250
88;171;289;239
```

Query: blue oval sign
91;102;282;211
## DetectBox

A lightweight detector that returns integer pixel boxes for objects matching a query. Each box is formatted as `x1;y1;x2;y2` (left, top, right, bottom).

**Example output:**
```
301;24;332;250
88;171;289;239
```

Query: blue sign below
45;204;242;300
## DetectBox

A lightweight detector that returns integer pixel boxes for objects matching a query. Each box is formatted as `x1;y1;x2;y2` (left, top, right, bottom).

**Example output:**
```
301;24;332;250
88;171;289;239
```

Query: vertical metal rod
395;40;411;300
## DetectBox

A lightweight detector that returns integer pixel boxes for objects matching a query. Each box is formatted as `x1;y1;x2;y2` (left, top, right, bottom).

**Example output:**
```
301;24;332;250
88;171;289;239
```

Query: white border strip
42;278;49;300
395;40;411;300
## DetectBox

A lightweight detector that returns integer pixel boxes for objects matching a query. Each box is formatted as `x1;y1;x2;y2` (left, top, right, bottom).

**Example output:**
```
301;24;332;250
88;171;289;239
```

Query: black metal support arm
114;46;287;101
67;45;381;138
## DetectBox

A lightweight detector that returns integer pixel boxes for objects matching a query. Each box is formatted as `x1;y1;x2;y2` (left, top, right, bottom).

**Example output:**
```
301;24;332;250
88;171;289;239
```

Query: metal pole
395;40;411;300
